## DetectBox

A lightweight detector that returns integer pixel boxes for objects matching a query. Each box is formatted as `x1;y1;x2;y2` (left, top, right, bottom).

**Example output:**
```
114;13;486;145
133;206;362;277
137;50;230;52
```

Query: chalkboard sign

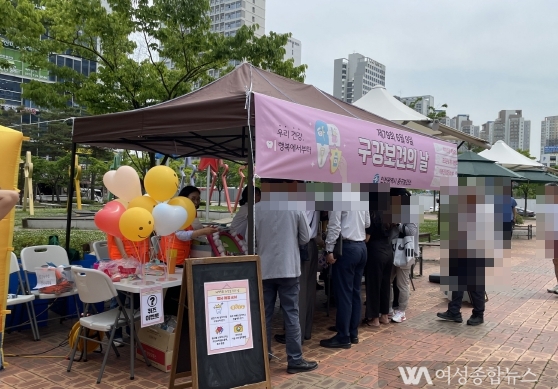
169;255;271;389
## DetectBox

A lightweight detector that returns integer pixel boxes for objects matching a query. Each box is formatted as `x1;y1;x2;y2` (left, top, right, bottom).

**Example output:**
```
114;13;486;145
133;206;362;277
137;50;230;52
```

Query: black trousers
365;240;393;319
448;291;485;317
298;238;318;339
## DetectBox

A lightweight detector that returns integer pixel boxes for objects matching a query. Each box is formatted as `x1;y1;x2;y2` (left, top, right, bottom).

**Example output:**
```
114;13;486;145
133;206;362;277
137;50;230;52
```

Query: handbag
391;224;415;267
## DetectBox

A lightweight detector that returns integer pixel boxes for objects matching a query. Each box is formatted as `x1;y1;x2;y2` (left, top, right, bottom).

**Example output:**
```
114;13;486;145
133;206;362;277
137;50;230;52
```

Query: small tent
478;140;543;171
352;85;491;150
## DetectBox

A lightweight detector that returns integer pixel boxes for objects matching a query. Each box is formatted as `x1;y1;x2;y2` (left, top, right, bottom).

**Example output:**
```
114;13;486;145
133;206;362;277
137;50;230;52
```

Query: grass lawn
419;219;440;241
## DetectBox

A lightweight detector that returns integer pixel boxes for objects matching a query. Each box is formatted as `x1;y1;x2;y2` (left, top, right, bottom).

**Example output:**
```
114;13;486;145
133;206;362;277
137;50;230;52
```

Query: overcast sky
266;0;558;159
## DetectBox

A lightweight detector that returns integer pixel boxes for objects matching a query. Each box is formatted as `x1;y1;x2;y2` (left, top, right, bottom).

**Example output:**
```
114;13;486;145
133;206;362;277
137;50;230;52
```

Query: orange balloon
168;196;196;229
129;195;157;213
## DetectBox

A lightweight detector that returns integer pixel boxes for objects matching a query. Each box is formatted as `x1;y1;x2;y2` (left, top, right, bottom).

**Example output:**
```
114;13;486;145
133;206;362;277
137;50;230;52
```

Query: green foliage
408;97;448;120
7;0;307;114
31;154;71;201
12;229;105;257
515;214;524;225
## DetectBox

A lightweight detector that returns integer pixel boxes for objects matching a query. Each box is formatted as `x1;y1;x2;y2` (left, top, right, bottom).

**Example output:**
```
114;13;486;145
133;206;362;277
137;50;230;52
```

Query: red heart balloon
94;200;126;239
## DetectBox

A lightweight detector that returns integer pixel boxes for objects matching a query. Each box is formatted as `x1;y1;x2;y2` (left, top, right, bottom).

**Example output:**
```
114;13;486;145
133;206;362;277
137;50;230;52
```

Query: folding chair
20;245;81;339
6;252;39;340
67;267;150;384
91;241;109;261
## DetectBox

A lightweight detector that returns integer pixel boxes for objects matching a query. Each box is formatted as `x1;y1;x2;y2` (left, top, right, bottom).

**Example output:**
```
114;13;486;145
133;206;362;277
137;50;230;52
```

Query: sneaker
436;310;463;323
548;285;558;293
467;315;484;326
113;338;125;347
392;311;406;323
388;310;394;318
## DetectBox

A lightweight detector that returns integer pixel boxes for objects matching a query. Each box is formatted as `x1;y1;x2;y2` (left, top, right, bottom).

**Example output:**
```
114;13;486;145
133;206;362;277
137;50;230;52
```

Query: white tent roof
353;85;428;121
478;140;543;170
352;85;491;149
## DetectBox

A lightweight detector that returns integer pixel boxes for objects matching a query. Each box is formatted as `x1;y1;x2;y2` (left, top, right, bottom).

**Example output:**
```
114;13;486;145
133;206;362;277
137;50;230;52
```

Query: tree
408;97;448;120
5;0;307;116
32;154;71;202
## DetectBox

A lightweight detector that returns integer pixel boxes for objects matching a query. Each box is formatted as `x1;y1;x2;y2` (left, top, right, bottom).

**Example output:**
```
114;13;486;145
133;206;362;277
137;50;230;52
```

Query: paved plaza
2;230;558;388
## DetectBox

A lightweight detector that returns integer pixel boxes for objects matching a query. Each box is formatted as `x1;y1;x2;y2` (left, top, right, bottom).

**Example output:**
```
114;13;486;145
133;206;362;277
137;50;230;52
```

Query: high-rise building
481;121;494;143
399;95;434;117
333;53;386;104
492;110;530;151
0;35;95;126
209;0;265;38
541;116;558;159
283;37;301;67
449;114;471;132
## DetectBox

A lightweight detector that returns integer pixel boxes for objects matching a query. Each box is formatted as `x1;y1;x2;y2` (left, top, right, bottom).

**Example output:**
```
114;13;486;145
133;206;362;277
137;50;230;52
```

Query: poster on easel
204;280;253;355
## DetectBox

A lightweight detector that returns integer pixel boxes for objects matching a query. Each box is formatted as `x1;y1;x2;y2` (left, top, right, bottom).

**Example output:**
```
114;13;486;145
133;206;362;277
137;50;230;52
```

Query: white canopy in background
478;140;544;171
353;85;491;150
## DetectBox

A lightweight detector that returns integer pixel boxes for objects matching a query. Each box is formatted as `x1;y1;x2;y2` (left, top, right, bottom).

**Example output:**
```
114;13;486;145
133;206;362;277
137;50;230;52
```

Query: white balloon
152;203;187;236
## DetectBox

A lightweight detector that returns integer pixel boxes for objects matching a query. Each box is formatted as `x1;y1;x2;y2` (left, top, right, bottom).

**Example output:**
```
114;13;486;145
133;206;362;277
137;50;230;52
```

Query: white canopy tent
478;140;544;171
353;85;491;150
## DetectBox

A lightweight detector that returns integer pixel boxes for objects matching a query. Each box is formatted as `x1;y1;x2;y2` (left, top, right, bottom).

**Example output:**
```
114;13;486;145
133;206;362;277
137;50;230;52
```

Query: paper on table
33;267;57;289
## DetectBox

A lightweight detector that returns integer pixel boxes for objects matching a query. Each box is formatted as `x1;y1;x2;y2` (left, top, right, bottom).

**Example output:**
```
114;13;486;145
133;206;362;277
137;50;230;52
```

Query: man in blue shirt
507;196;517;240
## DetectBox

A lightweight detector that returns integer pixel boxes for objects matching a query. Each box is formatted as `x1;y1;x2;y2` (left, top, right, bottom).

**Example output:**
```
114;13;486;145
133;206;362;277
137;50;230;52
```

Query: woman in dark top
363;193;394;327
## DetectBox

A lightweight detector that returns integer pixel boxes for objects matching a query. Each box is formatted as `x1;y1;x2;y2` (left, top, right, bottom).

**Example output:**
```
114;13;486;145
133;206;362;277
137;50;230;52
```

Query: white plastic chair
20;245;81;339
67;267;150;384
6;253;39;340
92;240;109;261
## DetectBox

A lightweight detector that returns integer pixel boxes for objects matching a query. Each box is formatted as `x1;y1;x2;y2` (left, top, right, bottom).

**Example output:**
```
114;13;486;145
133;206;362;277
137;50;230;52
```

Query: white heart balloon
103;166;142;202
152;203;187;236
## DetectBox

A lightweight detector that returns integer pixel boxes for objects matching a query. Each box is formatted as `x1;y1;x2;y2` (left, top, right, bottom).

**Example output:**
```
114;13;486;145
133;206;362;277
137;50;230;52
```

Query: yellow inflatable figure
0;125;23;369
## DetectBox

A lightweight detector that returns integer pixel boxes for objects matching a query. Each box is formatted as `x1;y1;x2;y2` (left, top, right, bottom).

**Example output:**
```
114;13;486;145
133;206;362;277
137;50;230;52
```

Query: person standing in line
320;210;370;349
255;179;317;374
509;195;517;240
275;209;320;344
389;189;418;324
230;186;261;239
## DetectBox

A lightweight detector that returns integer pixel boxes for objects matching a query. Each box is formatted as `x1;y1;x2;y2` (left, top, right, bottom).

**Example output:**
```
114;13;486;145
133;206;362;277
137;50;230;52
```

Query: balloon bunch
94;165;196;248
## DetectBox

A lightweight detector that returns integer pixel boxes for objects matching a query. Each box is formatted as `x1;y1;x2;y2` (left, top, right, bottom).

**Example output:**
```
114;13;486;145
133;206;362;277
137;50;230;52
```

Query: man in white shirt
320;210;370;349
255;179;318;374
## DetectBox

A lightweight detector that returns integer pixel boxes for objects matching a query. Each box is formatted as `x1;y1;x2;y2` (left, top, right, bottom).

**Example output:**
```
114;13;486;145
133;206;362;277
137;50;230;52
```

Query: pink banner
254;93;457;189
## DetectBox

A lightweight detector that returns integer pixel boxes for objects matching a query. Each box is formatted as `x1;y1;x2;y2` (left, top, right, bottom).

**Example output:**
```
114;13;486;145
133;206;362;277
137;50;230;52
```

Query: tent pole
65;141;77;252
205;166;210;222
247;129;254;255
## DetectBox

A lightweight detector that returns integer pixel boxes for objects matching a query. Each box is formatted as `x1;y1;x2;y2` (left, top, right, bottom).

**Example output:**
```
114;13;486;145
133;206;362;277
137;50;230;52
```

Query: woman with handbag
389;223;417;323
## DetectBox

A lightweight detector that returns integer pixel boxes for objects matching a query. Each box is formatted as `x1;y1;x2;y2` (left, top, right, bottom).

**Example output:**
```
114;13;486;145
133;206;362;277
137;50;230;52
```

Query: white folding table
112;270;183;379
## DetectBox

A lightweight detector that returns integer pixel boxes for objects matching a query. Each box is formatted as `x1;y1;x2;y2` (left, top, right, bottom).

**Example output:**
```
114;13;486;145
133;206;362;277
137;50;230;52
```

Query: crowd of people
254;180;420;373
0;178;532;375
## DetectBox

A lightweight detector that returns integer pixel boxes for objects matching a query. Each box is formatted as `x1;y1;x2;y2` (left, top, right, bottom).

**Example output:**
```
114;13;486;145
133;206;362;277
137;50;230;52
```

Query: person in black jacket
363;189;393;327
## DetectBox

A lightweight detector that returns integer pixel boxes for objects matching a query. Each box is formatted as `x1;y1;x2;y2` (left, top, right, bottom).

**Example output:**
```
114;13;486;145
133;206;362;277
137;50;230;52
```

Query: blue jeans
263;277;302;364
333;240;367;343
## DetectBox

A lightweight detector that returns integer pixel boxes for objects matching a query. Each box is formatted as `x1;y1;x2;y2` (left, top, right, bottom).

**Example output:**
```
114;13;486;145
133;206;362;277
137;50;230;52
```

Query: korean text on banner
254;93;457;190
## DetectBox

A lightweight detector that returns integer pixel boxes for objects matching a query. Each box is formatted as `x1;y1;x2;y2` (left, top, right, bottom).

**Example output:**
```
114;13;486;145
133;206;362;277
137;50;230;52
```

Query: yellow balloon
144;166;179;201
119;207;154;242
129;195;157;213
168;196;196;229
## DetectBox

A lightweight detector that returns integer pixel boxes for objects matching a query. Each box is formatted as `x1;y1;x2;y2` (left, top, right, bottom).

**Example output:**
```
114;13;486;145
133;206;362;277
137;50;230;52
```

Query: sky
265;0;558;159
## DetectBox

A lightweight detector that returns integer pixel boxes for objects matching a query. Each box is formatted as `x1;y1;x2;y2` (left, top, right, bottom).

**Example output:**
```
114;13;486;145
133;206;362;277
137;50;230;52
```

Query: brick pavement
1;233;556;389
